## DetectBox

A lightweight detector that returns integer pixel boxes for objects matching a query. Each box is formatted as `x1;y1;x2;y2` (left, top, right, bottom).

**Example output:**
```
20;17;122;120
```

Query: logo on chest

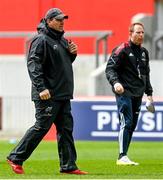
129;52;134;57
53;44;58;50
141;52;146;61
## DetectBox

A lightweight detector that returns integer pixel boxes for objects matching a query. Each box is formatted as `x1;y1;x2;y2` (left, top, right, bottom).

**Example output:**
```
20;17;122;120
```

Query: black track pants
7;99;78;172
116;95;142;156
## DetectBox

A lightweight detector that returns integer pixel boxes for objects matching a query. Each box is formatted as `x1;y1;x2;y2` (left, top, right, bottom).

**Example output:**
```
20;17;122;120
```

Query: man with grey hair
7;8;88;175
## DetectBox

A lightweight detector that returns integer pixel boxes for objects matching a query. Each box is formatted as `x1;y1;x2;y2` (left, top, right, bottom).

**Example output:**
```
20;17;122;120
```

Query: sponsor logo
90;104;163;138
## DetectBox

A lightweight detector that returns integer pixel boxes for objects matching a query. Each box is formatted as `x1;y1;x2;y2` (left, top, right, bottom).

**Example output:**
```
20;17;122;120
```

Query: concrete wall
0;55;163;97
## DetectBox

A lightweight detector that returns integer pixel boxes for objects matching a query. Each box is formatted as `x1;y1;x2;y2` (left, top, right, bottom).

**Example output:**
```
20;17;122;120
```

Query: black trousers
7;99;78;172
116;95;142;157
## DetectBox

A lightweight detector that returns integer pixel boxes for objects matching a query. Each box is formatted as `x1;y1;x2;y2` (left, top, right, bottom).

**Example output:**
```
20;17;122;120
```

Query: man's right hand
68;40;78;54
114;83;124;94
39;89;51;100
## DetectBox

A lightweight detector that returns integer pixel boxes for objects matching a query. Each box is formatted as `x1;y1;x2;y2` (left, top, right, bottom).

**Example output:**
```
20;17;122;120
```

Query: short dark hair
129;22;144;33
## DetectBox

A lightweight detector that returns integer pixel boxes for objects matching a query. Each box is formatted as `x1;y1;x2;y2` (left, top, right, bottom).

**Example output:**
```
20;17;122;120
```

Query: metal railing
0;30;113;68
152;31;163;59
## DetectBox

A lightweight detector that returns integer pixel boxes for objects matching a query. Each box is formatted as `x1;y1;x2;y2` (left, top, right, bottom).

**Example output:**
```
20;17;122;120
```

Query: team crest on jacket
142;52;146;61
53;44;58;50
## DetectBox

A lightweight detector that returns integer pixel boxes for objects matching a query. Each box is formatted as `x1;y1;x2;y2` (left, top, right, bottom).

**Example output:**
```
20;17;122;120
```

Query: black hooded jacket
105;41;153;97
27;19;76;100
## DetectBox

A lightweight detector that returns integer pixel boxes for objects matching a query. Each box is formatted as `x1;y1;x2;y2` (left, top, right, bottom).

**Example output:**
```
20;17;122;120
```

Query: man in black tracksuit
7;8;87;175
105;22;153;165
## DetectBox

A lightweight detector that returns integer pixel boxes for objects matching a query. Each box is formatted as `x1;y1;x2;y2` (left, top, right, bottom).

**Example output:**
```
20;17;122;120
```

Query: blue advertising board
71;99;163;141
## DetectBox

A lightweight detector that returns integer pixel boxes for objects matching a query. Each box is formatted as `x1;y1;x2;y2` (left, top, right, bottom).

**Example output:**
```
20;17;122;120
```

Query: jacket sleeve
145;51;153;96
27;35;46;93
70;53;77;63
105;48;124;86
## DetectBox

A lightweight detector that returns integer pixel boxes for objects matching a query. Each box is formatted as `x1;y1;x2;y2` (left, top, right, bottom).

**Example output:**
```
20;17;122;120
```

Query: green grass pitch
0;140;163;179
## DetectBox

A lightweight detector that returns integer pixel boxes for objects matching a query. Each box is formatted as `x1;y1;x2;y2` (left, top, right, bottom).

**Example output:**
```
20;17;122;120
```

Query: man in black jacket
7;8;88;175
105;22;154;165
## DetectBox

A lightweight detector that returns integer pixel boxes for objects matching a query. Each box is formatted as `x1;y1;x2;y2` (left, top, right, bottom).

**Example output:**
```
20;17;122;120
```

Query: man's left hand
146;96;155;113
147;96;153;103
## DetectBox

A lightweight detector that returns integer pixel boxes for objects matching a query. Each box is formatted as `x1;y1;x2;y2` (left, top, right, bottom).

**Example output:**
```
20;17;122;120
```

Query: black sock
118;153;126;159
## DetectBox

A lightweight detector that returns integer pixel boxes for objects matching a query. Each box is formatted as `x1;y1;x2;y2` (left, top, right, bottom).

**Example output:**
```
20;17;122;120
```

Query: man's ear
129;31;132;36
46;18;54;28
46;19;51;25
